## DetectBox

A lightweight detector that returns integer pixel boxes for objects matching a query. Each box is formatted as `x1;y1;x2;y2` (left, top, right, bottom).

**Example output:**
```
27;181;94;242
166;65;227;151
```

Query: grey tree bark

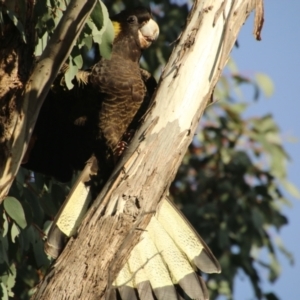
30;0;264;299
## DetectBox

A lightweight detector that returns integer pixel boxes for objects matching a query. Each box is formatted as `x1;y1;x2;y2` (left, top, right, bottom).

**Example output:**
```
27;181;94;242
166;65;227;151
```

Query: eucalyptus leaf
95;1;114;59
34;172;46;191
5;9;27;43
0;282;8;300
90;0;104;30
0;264;16;297
281;179;300;199
226;58;238;73
98;19;114;59
21;226;33;252
275;236;294;265
73;53;83;69
65;59;78;90
32;228;50;267
2;212;8;237
83;35;93;49
226;102;248;114
251;208;264;231
255;73;274;98
0;235;9;265
268;254;280;282
23;188;44;227
3;197;27;229
10;222;20;243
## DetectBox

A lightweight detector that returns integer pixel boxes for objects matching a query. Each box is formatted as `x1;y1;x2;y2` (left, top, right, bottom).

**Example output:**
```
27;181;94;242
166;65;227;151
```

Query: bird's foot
114;141;128;157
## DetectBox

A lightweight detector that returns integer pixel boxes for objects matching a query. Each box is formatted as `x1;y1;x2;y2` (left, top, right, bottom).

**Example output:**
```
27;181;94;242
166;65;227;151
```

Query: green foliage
0;167;73;298
33;0;114;88
0;0;297;299
0;263;16;299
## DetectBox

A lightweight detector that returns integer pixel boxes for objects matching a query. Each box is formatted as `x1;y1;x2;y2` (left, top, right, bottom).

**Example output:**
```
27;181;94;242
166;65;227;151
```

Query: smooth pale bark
0;0;97;199
32;0;264;299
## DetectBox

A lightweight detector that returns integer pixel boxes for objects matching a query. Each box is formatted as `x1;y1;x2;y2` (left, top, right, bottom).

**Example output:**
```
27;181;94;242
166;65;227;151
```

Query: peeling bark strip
253;0;264;40
30;0;264;299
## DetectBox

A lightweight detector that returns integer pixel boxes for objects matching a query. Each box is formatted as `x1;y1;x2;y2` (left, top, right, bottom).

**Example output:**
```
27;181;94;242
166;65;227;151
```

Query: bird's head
111;7;159;51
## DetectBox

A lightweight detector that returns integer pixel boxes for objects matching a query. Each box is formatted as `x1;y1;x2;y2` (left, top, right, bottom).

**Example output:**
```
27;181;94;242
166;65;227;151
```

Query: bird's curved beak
139;18;159;49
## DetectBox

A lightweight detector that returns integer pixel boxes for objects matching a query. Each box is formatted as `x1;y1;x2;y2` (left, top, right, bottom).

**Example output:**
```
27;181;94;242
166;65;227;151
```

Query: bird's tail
112;197;221;300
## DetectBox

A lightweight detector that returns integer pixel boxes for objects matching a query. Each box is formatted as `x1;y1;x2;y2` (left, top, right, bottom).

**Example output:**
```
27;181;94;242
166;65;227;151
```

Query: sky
231;1;300;299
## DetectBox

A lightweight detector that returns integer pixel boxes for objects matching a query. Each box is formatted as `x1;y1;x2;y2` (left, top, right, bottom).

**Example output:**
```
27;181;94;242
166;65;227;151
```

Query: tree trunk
31;0;263;299
0;0;35;176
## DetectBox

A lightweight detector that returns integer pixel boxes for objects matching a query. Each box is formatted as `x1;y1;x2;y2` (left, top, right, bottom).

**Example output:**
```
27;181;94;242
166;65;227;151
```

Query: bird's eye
127;15;137;24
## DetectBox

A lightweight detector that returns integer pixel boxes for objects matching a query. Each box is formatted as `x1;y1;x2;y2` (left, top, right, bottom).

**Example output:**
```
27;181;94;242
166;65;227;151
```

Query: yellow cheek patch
112;21;121;37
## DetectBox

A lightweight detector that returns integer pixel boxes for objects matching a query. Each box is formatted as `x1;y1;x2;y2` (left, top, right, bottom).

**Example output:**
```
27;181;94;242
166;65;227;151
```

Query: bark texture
31;0;264;299
0;0;35;173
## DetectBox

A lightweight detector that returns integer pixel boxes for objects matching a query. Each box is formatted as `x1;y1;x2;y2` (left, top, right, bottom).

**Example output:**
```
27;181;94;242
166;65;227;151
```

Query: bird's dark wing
22;69;100;182
22;7;159;183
